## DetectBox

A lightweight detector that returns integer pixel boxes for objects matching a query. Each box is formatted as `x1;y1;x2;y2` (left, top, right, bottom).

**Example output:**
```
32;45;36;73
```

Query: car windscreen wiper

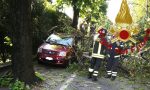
45;40;57;44
46;40;67;46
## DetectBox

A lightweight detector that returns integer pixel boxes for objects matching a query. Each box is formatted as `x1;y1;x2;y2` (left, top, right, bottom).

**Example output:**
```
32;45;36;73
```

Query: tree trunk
71;0;80;29
72;0;80;45
9;0;36;84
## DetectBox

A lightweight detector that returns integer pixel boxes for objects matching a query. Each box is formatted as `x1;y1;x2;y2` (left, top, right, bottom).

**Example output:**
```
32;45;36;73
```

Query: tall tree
9;0;36;84
71;0;80;29
56;0;107;29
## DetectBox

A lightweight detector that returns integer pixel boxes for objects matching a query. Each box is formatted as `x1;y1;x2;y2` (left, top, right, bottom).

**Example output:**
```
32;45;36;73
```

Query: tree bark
71;0;80;29
9;0;36;84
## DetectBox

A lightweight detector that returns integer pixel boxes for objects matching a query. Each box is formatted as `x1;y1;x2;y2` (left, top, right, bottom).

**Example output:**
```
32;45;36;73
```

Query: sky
63;6;73;19
106;0;122;23
51;0;73;19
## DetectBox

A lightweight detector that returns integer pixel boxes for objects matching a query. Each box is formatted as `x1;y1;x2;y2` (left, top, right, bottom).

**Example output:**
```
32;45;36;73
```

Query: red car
37;34;76;67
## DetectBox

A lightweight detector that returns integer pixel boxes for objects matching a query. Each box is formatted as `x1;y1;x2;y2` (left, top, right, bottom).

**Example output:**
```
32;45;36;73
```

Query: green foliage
146;40;150;48
0;72;13;87
32;0;58;33
0;0;12;63
65;36;93;75
129;0;147;22
35;72;46;81
0;0;11;36
0;77;12;87
0;72;30;90
32;0;74;54
9;80;25;90
0;35;12;63
56;13;75;34
121;54;150;85
32;0;73;34
56;0;108;25
0;0;10;28
4;36;12;46
82;0;108;25
66;63;80;73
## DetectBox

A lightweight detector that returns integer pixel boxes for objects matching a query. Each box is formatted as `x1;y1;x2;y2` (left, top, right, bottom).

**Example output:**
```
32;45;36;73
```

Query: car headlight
37;48;42;53
59;51;66;56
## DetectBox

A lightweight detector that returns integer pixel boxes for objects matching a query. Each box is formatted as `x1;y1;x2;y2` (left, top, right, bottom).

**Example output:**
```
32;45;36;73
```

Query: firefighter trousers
88;57;102;77
106;57;119;77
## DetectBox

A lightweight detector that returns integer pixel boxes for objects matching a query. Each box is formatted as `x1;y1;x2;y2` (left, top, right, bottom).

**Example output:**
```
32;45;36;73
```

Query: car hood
40;43;68;51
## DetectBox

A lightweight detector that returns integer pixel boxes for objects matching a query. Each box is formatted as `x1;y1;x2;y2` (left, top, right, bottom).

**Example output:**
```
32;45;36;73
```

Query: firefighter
105;41;122;81
88;27;107;81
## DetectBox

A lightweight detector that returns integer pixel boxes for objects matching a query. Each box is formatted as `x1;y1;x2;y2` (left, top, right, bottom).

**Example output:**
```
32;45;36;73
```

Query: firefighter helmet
98;28;107;38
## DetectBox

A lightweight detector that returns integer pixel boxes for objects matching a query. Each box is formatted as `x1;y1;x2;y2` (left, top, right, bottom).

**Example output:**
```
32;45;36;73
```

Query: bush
121;53;150;85
0;71;13;87
32;0;74;54
9;80;25;90
0;77;12;87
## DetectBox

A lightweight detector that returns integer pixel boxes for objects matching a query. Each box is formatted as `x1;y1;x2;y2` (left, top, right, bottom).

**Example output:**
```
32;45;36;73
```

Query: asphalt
32;63;149;90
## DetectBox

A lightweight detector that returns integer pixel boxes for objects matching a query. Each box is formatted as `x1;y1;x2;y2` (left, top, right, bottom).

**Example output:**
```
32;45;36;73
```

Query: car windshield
46;34;74;46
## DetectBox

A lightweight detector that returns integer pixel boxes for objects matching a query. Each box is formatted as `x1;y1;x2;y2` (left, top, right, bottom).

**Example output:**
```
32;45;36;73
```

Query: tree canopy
55;0;108;28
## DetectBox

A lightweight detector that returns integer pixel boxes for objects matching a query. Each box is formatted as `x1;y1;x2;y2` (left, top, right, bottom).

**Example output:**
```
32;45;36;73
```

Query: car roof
51;33;74;38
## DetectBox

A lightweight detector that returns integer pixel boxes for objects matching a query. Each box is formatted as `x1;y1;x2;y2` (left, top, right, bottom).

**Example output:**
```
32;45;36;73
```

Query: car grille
42;49;58;55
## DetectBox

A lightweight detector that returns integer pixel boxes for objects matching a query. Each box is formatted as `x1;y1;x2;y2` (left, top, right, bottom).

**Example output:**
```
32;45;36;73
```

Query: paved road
32;63;149;90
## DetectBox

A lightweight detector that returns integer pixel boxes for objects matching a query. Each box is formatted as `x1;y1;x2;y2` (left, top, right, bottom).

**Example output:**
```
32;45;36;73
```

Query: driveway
32;63;149;90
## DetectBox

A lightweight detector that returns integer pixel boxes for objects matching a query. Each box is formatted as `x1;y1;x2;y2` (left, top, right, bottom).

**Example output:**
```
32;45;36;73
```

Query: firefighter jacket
91;34;107;59
109;42;122;58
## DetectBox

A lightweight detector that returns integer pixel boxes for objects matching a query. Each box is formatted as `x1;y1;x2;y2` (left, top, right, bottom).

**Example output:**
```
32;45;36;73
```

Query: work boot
111;76;116;81
87;72;93;79
92;76;98;81
104;74;111;78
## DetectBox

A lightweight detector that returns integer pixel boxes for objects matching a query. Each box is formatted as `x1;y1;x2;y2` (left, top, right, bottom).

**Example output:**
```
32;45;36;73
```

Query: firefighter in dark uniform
88;28;107;81
105;41;122;81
